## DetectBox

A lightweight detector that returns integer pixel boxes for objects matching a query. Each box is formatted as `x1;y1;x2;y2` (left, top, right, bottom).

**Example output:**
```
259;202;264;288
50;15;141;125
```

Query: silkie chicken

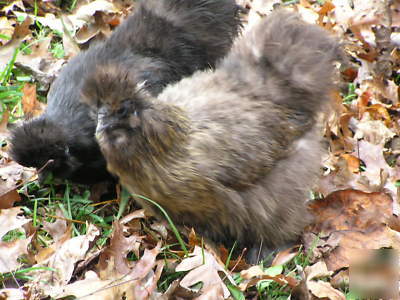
81;10;341;263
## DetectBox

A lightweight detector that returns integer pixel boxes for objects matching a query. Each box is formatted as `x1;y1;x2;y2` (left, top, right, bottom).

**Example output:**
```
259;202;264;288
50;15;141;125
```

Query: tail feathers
224;9;341;111
113;0;241;69
151;0;241;63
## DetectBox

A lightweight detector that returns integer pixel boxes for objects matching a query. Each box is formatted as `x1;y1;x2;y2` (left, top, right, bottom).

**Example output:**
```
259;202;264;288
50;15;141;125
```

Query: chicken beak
96;114;120;137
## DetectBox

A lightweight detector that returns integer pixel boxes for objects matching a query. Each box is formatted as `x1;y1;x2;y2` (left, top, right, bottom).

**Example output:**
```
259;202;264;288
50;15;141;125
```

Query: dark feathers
10;0;240;184
82;10;341;262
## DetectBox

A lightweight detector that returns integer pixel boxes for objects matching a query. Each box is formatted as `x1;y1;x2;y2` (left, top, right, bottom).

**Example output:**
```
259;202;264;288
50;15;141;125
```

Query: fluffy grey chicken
81;10;341;262
10;0;240;184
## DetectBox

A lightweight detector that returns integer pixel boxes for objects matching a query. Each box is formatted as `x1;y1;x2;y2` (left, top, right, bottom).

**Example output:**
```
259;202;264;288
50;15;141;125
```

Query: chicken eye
116;107;127;117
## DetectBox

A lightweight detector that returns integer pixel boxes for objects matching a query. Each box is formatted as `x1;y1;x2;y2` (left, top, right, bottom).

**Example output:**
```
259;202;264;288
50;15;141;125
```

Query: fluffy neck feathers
100;101;191;177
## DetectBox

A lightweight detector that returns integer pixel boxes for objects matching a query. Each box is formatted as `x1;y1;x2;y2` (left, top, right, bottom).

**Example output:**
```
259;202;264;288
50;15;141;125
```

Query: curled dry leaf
316;1;335;28
21;83;45;118
12;11;79;59
176;246;235;299
55;270;117;300
0;235;33;273
0;17;15;46
59;245;162;300
119;208;146;222
357;140;400;202
120;208;146;233
218;245;249;272
0;207;32;273
163;279;201;299
0;158;36;208
13;33;65;89
42;209;68;243
340;154;360;173
0;207;30;239
240;265;264;279
352;113;396;145
0;189;20;209
304;261;345;300
35;224;73;264
239;265;298;291
75;13;113;44
70;0;117;29
126;243;161;284
0;15;32;70
0;208;34;273
271;245;300;266
150;221;168;240
0;110;9;134
28;224;100;297
188;228;201;248
133;260;164;300
318;137;399;200
307;281;346;300
305;189;400;271
305;261;332;280
98;220;142;275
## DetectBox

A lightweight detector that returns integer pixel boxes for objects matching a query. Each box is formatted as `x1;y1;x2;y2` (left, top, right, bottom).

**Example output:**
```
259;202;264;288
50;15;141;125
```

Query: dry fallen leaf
239;264;298;291
305;261;345;300
0;110;9;133
307;281;346;300
13;34;66;89
0;207;30;239
176;246;235;298
305;189;400;271
59;251;163;300
1;0;25;14
21;83;45;118
271;245;299;266
0;159;35;208
69;0;118;29
0;17;15;46
59;243;162;299
0;235;33;273
42;209;68;243
98;220;142;275
340;154;360;173
0;288;25;299
0;189;21;209
28;224;100;297
0;15;32;70
0;207;32;273
218;244;249;271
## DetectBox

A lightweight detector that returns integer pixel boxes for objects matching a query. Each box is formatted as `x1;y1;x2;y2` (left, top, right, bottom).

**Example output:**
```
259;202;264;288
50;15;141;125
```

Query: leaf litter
1;0;400;299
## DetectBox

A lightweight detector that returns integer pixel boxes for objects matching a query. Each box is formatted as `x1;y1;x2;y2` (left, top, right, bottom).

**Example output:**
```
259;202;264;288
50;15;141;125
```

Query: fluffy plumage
10;0;240;184
82;10;341;262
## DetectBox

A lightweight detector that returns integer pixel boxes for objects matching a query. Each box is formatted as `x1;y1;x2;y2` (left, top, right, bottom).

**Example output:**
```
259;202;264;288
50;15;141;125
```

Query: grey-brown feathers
84;10;341;262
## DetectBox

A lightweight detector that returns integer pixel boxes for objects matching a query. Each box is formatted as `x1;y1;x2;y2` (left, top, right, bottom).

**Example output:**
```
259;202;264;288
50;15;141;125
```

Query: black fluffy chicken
81;10;341;262
10;0;240;184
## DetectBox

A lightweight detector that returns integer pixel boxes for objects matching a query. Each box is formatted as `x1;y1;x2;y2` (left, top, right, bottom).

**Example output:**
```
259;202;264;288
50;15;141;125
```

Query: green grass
0;267;56;284
343;83;358;104
1;70;25;125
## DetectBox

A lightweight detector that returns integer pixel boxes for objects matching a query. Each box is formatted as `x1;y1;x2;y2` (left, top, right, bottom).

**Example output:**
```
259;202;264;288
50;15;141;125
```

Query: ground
0;0;399;299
